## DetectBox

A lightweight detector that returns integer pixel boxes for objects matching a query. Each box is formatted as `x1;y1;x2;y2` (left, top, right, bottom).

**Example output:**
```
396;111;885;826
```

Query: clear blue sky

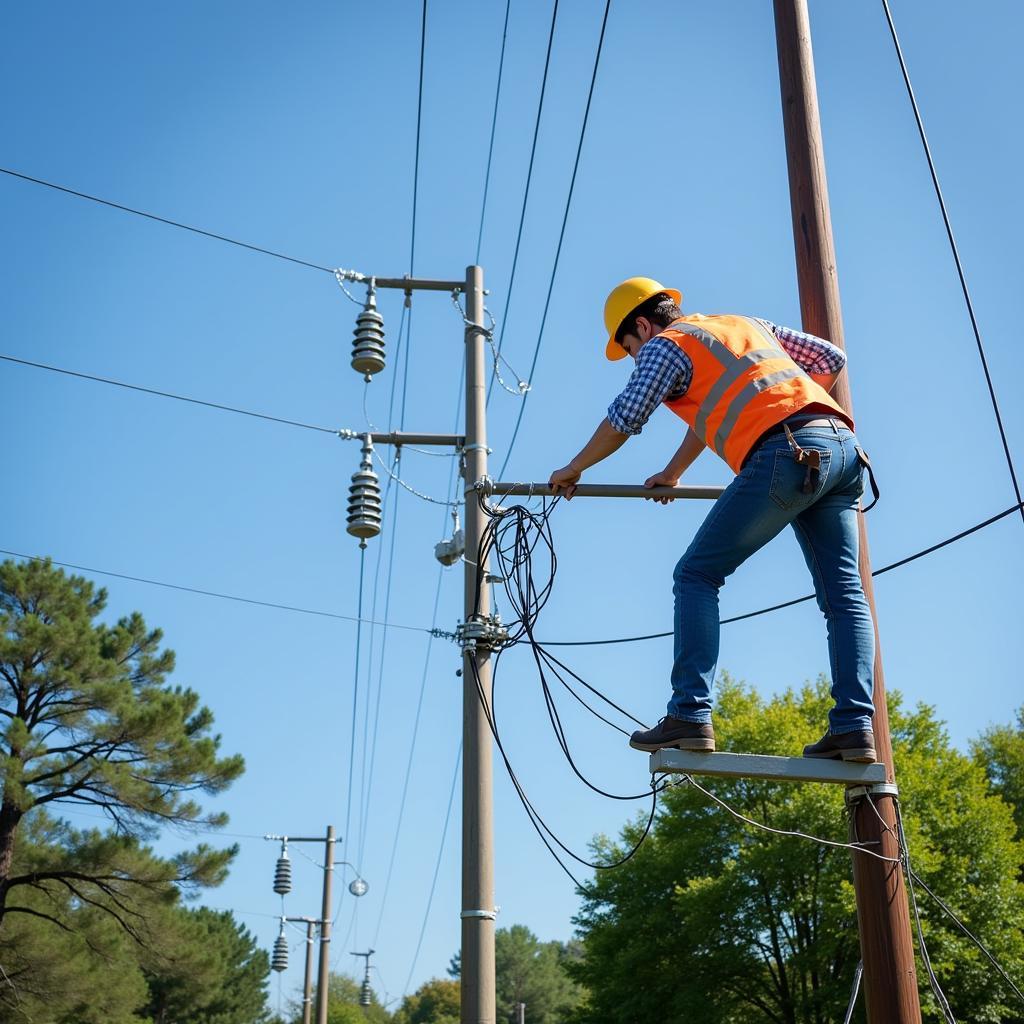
3;0;1022;1012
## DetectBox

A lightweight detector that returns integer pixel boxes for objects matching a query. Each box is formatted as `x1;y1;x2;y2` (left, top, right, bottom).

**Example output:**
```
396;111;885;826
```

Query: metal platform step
650;749;887;785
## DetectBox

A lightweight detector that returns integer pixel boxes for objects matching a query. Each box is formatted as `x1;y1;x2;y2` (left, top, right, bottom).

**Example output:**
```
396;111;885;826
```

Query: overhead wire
496;0;612;477
340;547;367;924
401;740;462;998
0;547;438;635
476;0;513;264
0;166;334;274
371;363;464;948
356;288;416;885
487;0;559;406
539;498;1024;646
0;353;339;434
880;0;1023;528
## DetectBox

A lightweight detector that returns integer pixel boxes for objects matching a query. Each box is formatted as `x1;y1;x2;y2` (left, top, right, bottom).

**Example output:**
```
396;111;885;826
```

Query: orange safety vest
658;314;853;474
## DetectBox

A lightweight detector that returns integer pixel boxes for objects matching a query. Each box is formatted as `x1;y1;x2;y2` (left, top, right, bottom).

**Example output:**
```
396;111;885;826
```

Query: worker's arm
549;418;629;498
765;320;847;389
643;428;707;504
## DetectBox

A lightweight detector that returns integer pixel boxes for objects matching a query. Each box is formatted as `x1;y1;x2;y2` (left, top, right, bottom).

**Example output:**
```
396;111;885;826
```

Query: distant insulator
271;929;289;972
273;848;292;896
351;282;385;381
360;979;372;1007
346;436;383;546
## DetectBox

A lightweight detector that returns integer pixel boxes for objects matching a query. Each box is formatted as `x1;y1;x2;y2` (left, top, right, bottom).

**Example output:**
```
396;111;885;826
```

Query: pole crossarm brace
338;429;465;448
650;749;887;786
335;268;465;293
476;479;727;501
264;834;334;844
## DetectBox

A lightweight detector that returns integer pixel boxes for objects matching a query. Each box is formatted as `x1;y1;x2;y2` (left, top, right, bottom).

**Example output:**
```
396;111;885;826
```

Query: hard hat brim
605;287;682;361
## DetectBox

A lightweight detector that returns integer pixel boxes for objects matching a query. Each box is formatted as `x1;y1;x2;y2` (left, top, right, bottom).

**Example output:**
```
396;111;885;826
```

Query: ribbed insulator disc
273;854;292;895
360;980;372;1006
352;307;386;377
347;469;383;540
271;934;289;972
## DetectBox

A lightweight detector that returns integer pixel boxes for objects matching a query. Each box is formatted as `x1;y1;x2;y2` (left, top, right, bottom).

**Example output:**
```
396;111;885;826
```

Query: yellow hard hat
603;277;682;361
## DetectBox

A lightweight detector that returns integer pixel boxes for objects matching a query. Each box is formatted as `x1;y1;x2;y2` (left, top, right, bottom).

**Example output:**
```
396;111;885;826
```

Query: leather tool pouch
784;425;822;494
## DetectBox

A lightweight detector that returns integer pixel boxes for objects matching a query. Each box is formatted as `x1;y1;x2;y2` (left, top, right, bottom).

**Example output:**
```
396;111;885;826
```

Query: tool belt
776;418;880;512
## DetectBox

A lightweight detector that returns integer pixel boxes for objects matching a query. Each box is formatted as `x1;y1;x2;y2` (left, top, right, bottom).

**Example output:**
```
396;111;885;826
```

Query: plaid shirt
607;318;847;435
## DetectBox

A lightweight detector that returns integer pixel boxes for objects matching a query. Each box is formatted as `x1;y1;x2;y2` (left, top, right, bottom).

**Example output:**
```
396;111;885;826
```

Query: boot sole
629;737;716;753
803;748;876;763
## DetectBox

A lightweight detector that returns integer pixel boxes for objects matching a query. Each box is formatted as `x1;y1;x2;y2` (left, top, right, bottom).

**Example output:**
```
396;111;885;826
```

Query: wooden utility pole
772;2;922;1021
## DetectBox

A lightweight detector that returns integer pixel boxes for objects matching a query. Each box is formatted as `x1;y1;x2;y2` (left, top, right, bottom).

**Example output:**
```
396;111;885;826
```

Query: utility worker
548;278;877;762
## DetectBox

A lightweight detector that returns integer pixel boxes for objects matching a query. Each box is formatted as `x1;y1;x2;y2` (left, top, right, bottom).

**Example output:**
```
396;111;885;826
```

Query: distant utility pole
773;2;922;1021
515;1001;526;1024
267;828;360;1024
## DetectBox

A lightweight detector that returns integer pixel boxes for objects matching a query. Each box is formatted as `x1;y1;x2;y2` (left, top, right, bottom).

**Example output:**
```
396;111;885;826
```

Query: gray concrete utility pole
772;2;922;1021
315;826;335;1024
301;919;316;1024
461;264;497;1024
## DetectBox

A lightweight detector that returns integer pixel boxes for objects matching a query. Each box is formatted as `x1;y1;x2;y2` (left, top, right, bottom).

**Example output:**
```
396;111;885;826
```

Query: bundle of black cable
468;494;662;882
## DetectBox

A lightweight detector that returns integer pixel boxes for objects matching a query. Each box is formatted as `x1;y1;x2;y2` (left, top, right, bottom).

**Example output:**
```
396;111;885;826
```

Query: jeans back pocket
769;447;832;511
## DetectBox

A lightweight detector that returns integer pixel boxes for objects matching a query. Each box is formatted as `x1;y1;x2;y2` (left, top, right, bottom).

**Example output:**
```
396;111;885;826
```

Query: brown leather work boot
802;729;877;763
629;716;715;753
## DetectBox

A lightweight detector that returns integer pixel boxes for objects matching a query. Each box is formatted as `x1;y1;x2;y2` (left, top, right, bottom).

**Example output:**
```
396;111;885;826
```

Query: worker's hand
643;470;681;505
548;464;582;500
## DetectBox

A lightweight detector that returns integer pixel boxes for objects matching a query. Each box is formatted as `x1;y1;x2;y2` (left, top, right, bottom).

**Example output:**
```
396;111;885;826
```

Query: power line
372;363;464;948
476;0;513;264
0;547;437;636
339;547;368;928
0;166;334;274
880;1;1024;528
0;353;339;434
487;0;559;406
496;0;612;476
410;0;428;277
401;740;461;998
540;499;1024;646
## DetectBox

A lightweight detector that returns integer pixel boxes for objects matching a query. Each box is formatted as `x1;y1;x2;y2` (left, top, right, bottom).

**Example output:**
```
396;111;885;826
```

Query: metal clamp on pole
844;782;900;804
456;614;509;655
460;909;498;921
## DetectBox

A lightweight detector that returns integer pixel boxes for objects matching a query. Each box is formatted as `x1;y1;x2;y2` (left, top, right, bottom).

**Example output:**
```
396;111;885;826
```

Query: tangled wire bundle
466;493;663;885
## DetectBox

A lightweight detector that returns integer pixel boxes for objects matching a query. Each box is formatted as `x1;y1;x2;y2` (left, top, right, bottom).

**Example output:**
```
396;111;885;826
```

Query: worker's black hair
614;291;683;344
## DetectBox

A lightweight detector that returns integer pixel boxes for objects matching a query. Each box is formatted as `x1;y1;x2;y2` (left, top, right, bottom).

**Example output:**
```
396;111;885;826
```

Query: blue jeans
669;421;875;734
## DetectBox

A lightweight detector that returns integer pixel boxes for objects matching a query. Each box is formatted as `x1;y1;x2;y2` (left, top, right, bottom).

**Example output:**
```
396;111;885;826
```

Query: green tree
286;973;390;1024
141;906;271;1024
570;677;1024;1024
972;704;1024;840
0;817;151;1023
393;977;460;1024
0;557;244;938
495;925;584;1024
449;926;584;1023
0;813;274;1024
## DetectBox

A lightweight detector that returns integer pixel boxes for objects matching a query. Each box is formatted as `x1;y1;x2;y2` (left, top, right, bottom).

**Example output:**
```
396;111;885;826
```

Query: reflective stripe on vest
711;365;805;458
